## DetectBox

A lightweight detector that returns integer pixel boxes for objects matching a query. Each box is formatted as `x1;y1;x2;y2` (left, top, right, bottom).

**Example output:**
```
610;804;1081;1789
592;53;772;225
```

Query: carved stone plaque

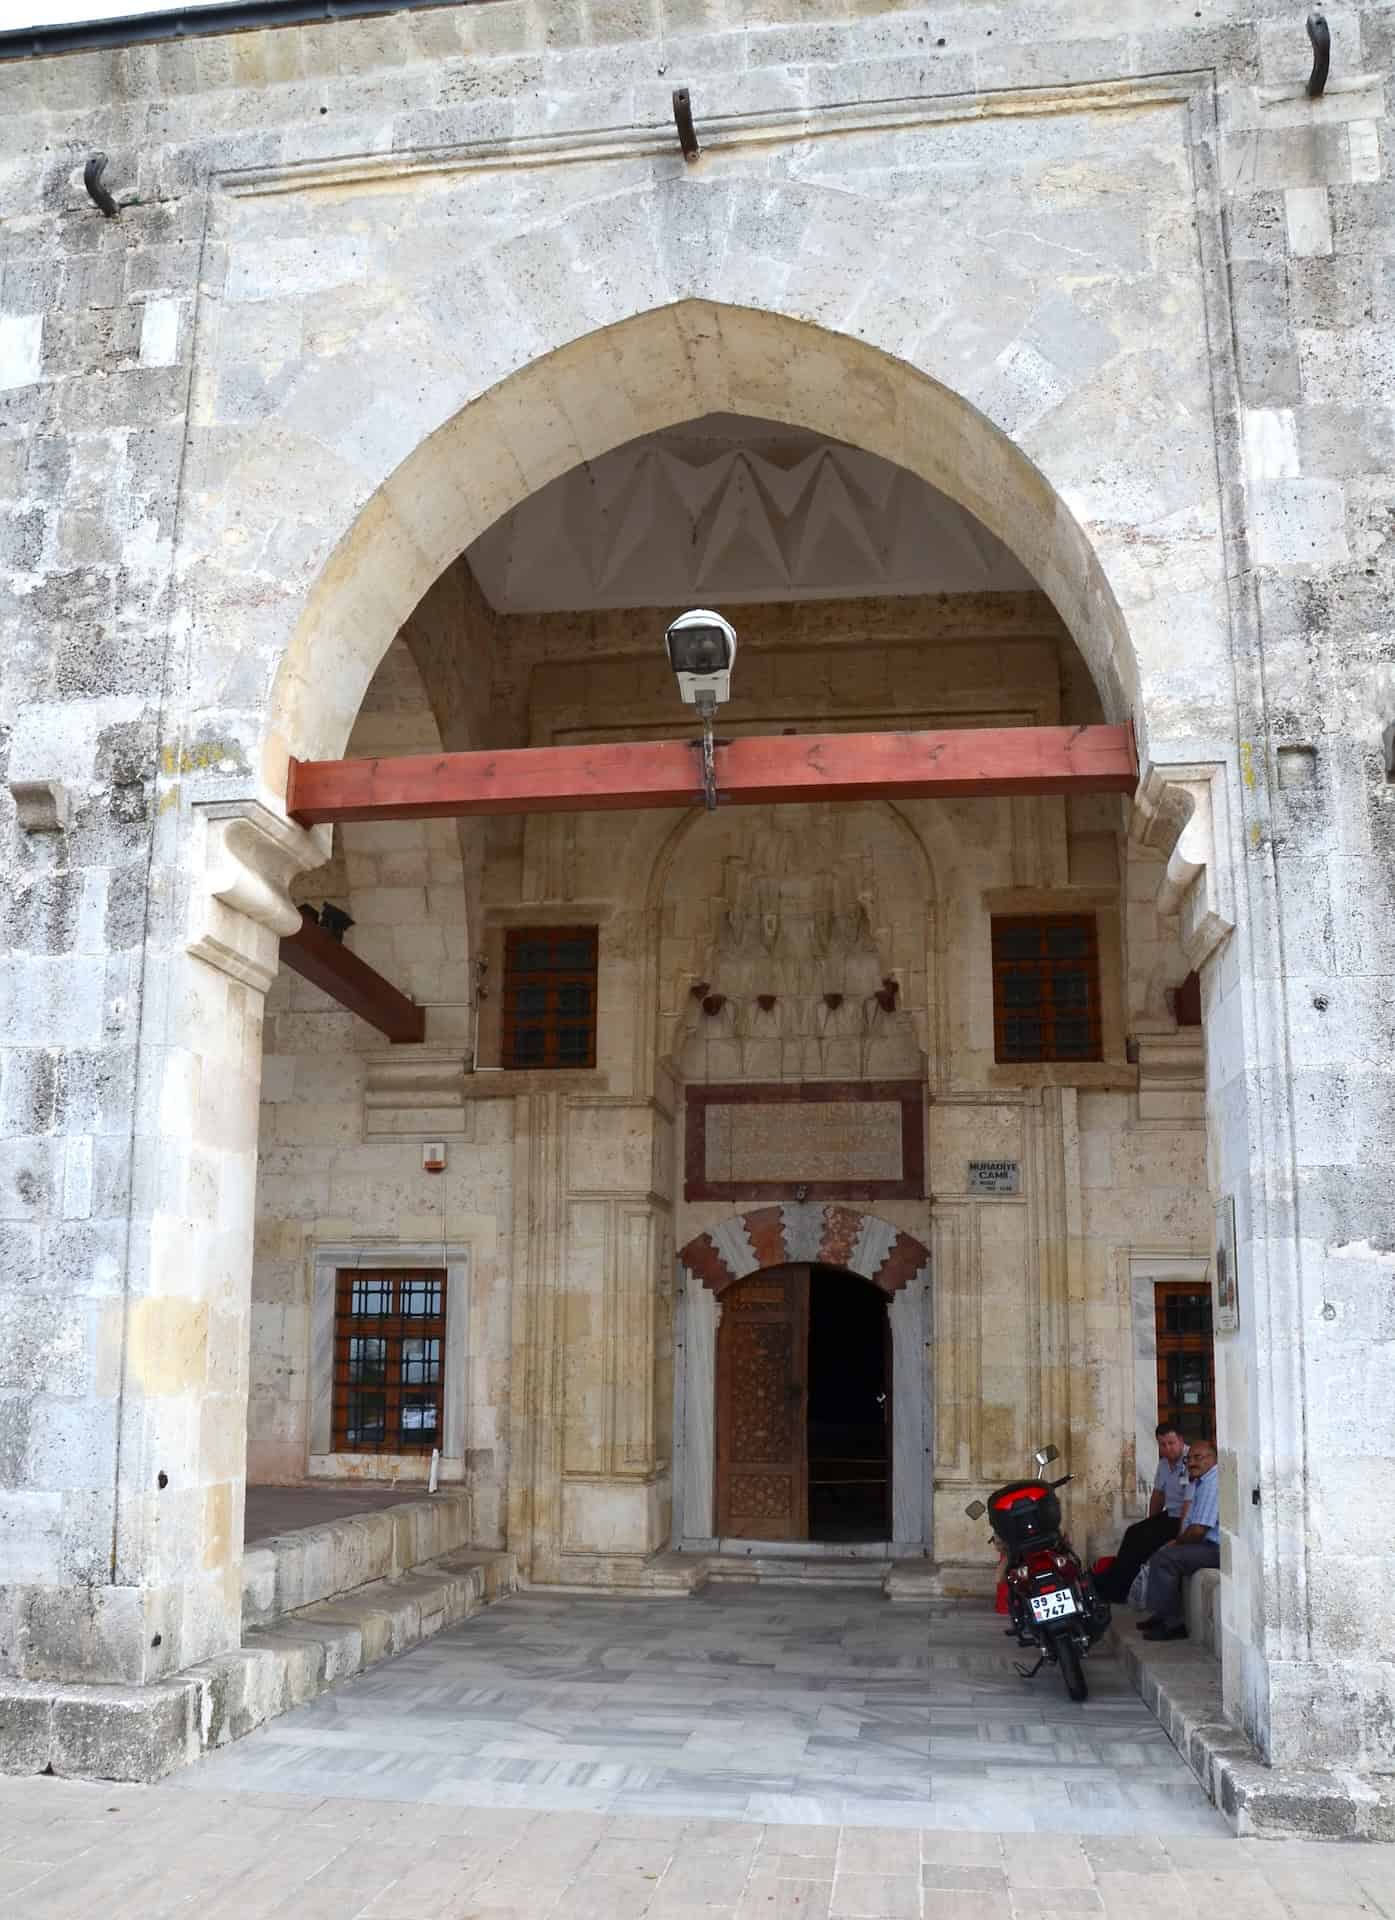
685;1082;924;1202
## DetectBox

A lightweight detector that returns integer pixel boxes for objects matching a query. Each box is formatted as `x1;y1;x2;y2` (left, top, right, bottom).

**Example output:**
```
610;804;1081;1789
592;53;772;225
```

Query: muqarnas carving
672;807;921;1083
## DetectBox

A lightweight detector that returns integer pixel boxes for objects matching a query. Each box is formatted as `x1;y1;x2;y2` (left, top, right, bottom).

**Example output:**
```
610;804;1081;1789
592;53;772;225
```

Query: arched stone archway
678;1204;930;1298
674;1207;932;1555
257;297;1174;788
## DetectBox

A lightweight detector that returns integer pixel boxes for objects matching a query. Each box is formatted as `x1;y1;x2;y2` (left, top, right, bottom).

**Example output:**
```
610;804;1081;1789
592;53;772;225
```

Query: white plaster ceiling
466;414;1035;612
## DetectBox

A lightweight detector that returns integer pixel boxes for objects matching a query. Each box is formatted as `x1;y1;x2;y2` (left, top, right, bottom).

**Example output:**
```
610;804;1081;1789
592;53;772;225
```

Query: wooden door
716;1266;809;1540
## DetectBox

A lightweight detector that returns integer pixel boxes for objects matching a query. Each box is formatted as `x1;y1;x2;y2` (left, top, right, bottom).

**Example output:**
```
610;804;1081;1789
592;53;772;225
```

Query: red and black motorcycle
966;1445;1110;1702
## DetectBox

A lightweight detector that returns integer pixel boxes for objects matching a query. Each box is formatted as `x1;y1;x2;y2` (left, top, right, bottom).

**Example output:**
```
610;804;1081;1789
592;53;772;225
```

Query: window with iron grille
501;926;598;1071
990;914;1103;1064
1154;1279;1215;1442
332;1269;446;1454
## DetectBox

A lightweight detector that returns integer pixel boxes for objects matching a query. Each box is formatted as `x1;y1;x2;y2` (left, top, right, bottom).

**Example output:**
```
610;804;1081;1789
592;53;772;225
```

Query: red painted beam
280;907;425;1044
287;725;1137;825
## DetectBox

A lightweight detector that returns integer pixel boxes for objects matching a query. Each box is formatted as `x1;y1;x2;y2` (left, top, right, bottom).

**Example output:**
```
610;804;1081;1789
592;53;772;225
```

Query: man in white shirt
1096;1423;1189;1604
1139;1439;1221;1640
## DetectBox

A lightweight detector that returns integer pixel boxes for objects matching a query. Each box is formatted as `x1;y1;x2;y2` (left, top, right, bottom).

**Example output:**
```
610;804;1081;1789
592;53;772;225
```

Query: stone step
241;1489;475;1628
2;1549;517;1786
1113;1618;1395;1840
884;1559;997;1603
700;1553;889;1588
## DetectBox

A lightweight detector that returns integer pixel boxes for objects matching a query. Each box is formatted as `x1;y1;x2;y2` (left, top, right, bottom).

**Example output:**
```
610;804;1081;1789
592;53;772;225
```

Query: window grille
331;1268;447;1453
501;926;599;1071
990;914;1103;1064
1154;1279;1216;1441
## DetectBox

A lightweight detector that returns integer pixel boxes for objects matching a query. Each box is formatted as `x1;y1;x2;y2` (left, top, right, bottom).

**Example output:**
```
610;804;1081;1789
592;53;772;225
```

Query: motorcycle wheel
1057;1636;1088;1703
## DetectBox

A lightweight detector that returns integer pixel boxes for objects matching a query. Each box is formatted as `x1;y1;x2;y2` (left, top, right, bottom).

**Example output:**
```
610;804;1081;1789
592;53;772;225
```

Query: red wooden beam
280;907;425;1044
287;725;1136;825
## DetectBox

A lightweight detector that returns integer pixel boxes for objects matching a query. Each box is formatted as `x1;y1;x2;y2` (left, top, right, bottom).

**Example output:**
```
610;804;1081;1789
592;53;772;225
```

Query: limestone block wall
248;638;513;1538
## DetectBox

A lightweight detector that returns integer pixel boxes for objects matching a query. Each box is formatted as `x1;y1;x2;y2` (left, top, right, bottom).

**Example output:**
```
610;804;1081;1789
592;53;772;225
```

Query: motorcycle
965;1444;1110;1702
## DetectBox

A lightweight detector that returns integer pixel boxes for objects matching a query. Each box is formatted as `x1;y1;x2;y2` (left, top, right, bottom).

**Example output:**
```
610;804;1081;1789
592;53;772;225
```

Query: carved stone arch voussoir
679;1204;929;1298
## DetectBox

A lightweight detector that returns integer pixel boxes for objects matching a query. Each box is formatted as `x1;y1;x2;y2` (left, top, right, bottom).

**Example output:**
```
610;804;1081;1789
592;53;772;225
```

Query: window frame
500;924;599;1072
990;912;1104;1066
309;1244;469;1473
331;1267;448;1455
1153;1277;1216;1443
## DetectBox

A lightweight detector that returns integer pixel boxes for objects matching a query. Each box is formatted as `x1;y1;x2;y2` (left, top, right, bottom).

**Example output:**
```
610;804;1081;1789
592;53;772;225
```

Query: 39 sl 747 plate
1028;1590;1078;1622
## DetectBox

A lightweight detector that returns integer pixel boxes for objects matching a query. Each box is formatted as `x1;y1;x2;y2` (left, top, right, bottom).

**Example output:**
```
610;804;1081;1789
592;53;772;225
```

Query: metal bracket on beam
672;87;700;162
1307;12;1331;97
692;715;727;812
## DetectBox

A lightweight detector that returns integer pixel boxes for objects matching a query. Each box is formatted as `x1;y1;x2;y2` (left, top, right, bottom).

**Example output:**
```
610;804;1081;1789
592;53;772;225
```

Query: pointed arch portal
264;300;1152;791
675;1207;932;1554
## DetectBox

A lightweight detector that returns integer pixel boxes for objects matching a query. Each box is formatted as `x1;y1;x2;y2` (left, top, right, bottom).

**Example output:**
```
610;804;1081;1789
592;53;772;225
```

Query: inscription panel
707;1101;902;1186
686;1081;925;1202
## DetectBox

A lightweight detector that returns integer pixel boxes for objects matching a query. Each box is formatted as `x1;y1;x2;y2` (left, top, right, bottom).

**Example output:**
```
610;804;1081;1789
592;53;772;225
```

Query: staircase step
3;1549;518;1785
884;1559;997;1603
241;1490;475;1628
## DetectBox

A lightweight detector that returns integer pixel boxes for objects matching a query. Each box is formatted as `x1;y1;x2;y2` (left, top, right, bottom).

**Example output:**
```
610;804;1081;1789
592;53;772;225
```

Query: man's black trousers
1098;1512;1180;1602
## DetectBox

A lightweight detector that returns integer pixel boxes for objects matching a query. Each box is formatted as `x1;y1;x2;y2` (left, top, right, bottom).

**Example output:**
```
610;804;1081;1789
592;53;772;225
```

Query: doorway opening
808;1266;890;1542
715;1263;889;1544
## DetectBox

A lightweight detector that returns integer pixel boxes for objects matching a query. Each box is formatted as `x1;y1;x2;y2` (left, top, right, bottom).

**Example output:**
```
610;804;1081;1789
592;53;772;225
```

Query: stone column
1;792;317;1697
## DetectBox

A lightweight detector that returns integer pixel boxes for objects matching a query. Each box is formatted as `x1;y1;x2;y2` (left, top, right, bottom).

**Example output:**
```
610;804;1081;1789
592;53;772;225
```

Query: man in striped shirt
1139;1438;1220;1641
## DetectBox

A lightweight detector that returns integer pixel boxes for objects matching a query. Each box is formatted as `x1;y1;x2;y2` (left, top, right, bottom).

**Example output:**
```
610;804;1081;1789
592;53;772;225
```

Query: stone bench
1183;1564;1221;1657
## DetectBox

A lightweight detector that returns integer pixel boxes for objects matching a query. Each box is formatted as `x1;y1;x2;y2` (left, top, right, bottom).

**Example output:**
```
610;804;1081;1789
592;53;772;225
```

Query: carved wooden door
716;1266;809;1541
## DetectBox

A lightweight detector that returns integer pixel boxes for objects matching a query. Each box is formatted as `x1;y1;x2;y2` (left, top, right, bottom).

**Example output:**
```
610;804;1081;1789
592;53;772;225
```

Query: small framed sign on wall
1214;1193;1239;1333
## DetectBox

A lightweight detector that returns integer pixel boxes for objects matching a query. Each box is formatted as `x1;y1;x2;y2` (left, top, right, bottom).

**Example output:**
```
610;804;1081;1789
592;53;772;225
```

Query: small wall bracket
672;87;700;163
8;778;68;833
83;153;121;218
1306;13;1331;98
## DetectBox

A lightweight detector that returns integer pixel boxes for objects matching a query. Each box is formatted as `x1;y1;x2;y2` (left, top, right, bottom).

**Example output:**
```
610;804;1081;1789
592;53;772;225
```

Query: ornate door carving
716;1265;809;1540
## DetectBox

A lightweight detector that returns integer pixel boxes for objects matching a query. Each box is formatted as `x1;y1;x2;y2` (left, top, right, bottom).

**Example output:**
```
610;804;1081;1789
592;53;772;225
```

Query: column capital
1131;762;1236;971
187;795;326;993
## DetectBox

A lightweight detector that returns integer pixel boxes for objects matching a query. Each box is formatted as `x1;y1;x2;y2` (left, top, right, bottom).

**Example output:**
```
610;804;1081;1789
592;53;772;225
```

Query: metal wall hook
83;153;121;218
672;87;700;163
1306;13;1331;98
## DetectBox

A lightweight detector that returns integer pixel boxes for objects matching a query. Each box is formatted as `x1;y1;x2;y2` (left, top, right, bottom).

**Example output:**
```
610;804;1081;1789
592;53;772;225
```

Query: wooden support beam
287;724;1137;826
280;907;425;1044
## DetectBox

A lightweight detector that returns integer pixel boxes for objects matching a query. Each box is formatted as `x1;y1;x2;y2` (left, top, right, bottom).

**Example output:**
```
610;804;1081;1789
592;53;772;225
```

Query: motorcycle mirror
1033;1444;1060;1470
964;1500;986;1520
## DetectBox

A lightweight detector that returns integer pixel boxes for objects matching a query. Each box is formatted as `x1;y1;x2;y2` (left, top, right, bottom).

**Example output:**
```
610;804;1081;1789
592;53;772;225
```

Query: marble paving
171;1587;1227;1835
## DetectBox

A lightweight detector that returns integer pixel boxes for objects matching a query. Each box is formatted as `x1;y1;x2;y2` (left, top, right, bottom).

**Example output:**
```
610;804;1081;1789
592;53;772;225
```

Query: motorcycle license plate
1029;1590;1078;1623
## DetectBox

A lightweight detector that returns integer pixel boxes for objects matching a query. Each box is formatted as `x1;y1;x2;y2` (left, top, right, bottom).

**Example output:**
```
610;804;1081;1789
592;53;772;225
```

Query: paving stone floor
171;1586;1227;1835
4;1775;1395;1919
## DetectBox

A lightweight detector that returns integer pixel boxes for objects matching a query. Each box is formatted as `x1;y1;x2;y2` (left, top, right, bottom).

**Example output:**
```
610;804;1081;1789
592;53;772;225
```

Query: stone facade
0;0;1392;1795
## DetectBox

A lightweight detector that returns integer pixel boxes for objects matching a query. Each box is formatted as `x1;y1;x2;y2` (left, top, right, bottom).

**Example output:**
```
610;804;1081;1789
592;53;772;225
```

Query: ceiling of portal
466;413;1034;613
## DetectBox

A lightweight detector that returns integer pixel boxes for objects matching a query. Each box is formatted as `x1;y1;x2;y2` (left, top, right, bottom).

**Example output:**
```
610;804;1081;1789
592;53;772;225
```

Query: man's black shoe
1141;1623;1188;1642
1135;1616;1165;1631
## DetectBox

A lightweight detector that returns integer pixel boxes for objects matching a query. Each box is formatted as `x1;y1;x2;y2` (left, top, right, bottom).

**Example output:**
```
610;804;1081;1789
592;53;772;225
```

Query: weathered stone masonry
0;0;1392;1793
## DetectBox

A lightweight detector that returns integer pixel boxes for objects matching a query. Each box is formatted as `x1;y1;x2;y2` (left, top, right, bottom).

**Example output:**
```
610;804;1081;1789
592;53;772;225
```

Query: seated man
1138;1438;1220;1640
1096;1423;1189;1604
